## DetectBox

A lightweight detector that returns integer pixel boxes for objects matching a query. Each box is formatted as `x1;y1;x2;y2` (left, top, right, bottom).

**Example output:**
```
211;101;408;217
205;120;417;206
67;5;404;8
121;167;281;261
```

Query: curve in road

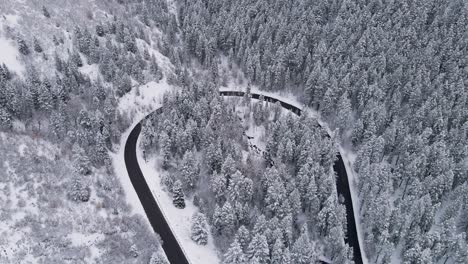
220;91;363;264
124;122;190;264
124;90;362;264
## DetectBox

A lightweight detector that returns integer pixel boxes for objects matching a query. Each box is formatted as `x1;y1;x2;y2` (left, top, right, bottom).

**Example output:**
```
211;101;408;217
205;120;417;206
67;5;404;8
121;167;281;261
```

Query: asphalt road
124;91;362;264
124;122;190;264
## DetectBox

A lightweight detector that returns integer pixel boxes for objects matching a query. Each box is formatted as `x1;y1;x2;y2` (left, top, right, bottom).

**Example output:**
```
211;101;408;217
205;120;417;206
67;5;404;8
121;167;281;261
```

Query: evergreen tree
228;170;253;202
17;38;30;55
210;171;227;200
191;212;209;245
180;150;199;191
236;225;251;250
246;233;269;263
271;238;285;264
42;6;50;18
149;251;168;264
213;201;236;236
0;107;12;130
291;227;315;264
172;180;185;209
72;143;91;175
33;37;43;53
223;238;247;264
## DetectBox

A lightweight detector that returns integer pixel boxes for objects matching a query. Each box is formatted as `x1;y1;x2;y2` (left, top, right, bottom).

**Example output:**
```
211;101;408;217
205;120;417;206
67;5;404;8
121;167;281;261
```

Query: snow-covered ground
137;145;221;264
118;79;174;123
0;36;25;76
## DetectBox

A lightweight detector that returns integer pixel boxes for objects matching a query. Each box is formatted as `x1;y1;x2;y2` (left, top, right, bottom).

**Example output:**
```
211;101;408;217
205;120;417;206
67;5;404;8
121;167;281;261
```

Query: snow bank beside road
113;79;174;216
118;79;173;123
137;149;221;264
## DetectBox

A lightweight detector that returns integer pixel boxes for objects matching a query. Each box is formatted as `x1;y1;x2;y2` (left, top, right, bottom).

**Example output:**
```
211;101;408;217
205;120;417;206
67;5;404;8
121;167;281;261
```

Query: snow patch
17;143;27;156
117;79;174;123
79;63;100;81
0;36;25;75
3;14;21;27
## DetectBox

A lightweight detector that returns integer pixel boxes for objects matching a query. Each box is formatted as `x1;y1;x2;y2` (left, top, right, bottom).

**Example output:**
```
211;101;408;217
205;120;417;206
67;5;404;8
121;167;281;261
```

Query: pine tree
33;37;43;53
159;132;171;169
180;150;199;191
210;171;227;200
246;233;269;263
291;226;315;264
265;178;287;217
336;91;352;137
172;180;185;209
228;170;253;202
0;107;12;130
282;247;292;264
93;132;108;165
213;201;236;236
236;225;251;250
68;177;90;202
271;238;284;264
72;143;91;175
17;38;30;55
149;251;168;264
223;238;247;264
191;212;209;245
72;51;83;67
42;6;50;18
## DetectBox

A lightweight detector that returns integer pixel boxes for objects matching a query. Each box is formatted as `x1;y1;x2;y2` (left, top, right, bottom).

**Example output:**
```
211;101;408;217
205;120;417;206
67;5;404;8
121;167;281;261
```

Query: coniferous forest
0;0;467;263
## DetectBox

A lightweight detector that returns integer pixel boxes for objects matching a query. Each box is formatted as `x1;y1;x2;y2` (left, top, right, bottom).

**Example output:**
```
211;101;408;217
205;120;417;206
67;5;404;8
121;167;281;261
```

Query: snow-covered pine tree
291;226;316;264
246;233;269;264
236;225;250;251
180;150;199;191
72;143;91;175
17;38;30;55
210;171;227;200
33;37;43;53
172;180;185;209
223;238;247;264
149;251;168;264
190;212;209;245
42;6;50;18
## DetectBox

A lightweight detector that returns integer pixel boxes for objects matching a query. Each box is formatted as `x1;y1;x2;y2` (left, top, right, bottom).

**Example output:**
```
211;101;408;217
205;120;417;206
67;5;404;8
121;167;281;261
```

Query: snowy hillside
1;0;467;263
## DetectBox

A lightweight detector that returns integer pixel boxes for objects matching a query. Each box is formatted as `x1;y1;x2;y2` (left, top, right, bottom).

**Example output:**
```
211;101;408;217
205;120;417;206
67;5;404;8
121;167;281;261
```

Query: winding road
123;90;362;264
125;121;190;264
220;91;363;264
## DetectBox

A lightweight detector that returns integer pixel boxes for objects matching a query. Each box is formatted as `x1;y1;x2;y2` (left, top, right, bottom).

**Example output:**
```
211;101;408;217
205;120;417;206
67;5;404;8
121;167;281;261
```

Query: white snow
68;232;104;248
17;143;27;156
0;36;25;75
3;14;21;27
79;63;100;81
137;151;221;264
117;79;174;124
